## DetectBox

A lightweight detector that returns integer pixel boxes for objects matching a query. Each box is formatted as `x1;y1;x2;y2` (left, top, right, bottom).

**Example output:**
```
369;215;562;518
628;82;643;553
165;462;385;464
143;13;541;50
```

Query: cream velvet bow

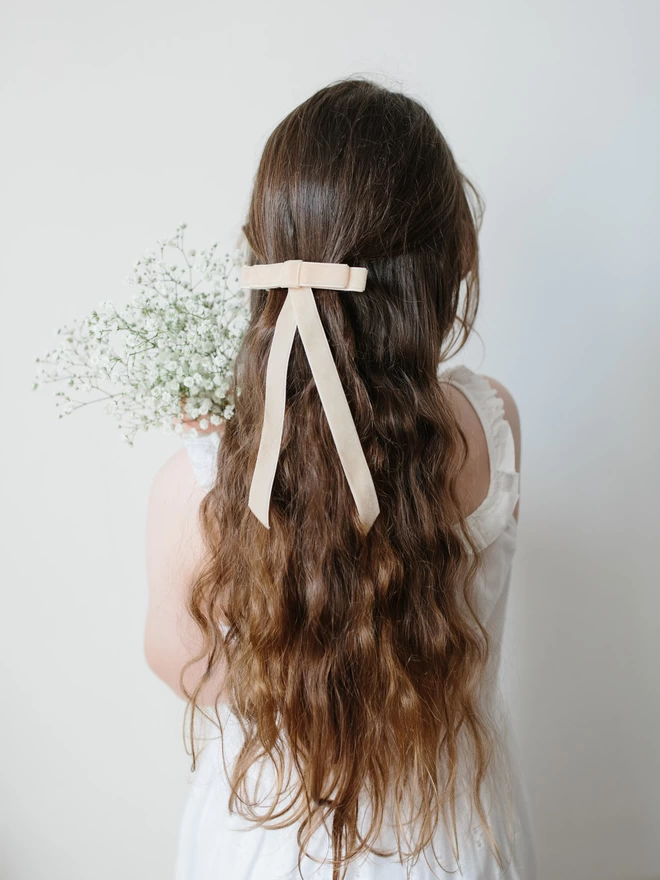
239;259;380;533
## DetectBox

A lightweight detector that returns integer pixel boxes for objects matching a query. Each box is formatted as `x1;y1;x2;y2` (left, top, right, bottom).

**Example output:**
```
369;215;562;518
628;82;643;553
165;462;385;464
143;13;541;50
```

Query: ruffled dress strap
438;364;520;551
181;430;221;492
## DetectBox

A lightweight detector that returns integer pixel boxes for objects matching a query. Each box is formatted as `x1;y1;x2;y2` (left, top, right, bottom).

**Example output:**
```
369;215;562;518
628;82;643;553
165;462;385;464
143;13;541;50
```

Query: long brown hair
184;77;511;879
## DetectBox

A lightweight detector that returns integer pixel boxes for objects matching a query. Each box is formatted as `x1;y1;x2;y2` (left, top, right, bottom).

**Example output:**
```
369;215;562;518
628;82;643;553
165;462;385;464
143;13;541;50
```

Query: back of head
186;77;508;879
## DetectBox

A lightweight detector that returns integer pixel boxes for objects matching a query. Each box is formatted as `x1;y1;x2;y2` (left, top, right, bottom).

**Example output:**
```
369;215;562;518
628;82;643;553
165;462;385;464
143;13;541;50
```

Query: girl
145;77;536;880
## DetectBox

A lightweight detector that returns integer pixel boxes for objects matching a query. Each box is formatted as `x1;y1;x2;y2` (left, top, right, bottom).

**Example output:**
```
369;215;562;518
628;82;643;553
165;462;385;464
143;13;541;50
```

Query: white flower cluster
33;224;250;445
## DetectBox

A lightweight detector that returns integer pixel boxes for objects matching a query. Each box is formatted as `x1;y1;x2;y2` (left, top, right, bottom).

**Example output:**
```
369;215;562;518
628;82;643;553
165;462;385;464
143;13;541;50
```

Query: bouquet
32;224;250;445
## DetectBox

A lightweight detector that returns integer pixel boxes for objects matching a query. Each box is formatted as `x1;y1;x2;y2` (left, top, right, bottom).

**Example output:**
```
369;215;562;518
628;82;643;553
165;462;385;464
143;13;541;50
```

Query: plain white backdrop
1;1;658;878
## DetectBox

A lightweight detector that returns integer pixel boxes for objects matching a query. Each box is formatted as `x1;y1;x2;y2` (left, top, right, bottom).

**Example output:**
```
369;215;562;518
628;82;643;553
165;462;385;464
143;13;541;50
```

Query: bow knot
280;259;303;288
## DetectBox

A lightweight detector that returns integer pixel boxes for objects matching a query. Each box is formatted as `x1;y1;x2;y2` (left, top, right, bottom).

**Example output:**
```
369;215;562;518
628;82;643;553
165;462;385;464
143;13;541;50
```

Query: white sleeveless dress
175;365;538;880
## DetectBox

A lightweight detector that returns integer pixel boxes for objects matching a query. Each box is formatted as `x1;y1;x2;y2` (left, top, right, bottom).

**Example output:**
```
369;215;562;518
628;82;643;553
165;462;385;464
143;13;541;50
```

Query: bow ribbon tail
288;286;380;532
248;292;297;528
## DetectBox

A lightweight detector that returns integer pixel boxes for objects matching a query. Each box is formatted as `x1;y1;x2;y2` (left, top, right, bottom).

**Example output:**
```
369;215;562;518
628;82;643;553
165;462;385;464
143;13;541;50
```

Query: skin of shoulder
441;374;521;524
441;381;491;520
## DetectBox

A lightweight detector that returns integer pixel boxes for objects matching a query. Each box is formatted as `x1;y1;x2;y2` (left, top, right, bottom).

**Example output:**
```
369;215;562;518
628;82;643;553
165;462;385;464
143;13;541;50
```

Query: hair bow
239;259;380;533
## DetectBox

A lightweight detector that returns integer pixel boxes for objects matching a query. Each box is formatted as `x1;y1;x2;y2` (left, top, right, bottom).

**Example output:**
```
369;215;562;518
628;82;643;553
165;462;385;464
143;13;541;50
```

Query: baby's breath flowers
32;224;249;445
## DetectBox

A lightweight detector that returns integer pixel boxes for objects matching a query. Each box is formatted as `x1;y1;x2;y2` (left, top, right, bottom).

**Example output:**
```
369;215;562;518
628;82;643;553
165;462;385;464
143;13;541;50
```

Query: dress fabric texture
175;364;538;880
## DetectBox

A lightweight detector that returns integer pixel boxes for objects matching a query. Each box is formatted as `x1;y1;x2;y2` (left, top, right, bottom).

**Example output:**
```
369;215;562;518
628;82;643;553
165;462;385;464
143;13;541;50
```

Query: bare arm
144;440;228;704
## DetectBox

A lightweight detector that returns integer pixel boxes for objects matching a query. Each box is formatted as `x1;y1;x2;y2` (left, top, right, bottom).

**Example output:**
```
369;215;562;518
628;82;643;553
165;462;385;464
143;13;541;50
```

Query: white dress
175;365;538;880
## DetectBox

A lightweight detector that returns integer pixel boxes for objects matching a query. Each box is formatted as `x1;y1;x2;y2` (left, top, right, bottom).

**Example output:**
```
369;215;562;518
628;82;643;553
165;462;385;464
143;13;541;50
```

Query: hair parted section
182;76;514;879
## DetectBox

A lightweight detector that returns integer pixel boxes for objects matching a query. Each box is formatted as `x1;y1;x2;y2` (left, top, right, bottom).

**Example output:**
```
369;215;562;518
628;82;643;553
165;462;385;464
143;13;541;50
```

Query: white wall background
1;1;658;878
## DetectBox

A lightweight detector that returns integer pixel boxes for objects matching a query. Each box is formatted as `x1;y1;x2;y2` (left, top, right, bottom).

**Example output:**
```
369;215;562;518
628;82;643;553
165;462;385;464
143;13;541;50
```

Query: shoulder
149;423;224;505
438;365;522;531
146;446;207;583
148;445;204;514
439;365;521;467
146;430;225;592
440;379;491;520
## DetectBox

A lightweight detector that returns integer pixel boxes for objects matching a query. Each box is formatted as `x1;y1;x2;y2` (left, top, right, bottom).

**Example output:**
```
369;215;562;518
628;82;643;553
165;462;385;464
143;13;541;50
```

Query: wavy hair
183;77;511;879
